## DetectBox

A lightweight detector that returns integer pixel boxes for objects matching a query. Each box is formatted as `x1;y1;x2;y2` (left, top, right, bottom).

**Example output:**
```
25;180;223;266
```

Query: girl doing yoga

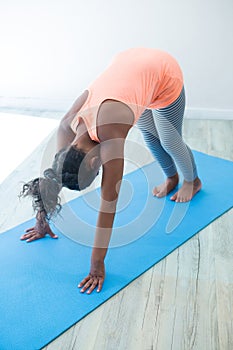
20;48;202;294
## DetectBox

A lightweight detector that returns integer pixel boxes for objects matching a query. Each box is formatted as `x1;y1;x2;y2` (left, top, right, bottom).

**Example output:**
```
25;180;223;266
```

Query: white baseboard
185;108;233;120
1;96;233;121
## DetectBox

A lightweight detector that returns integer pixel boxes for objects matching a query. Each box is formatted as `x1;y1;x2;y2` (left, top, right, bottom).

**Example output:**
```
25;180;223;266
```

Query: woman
20;48;202;294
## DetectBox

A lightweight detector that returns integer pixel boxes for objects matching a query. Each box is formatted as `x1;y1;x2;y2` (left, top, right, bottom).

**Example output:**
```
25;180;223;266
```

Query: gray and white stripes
137;87;197;182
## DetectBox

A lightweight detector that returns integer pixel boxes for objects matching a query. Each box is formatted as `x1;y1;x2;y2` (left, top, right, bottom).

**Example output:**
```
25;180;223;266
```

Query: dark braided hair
20;145;98;220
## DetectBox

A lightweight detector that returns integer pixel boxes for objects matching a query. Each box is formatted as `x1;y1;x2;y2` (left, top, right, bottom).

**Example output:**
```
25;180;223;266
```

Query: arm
57;90;88;151
92;138;125;257
78;137;125;294
20;91;88;242
20;123;74;242
56;122;76;151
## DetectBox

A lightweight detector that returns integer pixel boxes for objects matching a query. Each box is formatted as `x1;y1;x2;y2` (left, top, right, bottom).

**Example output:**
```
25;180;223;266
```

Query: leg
137;109;179;197
152;87;201;202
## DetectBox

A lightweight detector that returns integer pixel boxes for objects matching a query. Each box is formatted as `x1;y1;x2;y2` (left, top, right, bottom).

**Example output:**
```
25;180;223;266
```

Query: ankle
168;173;179;181
184;177;201;185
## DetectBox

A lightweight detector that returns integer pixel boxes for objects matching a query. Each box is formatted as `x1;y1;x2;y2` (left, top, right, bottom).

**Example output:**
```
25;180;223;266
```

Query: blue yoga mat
0;151;233;350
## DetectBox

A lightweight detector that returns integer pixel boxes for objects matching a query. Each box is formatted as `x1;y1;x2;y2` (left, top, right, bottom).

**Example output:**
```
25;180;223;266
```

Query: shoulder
97;100;134;142
60;90;89;128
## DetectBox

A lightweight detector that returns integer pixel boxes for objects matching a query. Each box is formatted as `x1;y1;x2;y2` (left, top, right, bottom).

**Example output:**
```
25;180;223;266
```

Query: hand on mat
20;218;58;242
78;260;105;294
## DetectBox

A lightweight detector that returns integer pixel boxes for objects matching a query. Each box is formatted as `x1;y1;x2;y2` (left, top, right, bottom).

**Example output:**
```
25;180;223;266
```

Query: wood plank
0;118;232;350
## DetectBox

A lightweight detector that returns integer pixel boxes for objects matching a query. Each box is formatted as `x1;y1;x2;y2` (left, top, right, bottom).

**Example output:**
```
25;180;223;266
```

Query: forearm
91;137;125;263
56;91;88;151
91;207;116;262
56;123;76;151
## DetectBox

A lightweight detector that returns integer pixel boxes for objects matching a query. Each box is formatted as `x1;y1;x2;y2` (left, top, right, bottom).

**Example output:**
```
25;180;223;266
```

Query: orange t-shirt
71;48;183;142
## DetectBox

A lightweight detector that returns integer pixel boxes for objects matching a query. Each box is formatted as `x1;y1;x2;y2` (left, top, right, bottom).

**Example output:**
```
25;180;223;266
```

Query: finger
97;278;104;293
86;279;98;294
81;279;93;293
26;234;42;243
21;231;42;242
25;227;35;233
78;276;91;288
20;231;36;240
48;228;58;239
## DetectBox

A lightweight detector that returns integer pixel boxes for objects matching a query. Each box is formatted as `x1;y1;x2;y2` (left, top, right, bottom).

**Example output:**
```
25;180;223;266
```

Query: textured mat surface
0;151;233;350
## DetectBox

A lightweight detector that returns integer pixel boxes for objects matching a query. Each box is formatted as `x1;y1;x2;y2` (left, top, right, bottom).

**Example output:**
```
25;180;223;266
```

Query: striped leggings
137;87;197;182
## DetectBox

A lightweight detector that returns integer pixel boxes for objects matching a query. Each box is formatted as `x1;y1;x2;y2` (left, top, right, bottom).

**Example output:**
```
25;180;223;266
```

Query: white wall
0;0;233;115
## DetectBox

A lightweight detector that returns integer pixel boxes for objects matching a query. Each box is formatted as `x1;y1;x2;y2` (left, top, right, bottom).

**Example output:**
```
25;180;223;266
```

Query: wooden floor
1;119;233;350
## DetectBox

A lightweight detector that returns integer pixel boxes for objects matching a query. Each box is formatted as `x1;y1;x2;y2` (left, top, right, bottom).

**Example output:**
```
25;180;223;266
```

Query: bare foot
170;177;202;202
152;173;179;198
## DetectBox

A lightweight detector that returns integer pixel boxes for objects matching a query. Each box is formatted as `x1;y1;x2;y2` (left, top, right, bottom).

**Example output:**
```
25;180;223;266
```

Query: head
20;145;101;220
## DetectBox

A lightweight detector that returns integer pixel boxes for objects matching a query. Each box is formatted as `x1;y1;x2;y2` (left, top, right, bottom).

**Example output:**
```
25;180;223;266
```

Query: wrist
91;247;106;263
89;258;105;279
36;210;47;222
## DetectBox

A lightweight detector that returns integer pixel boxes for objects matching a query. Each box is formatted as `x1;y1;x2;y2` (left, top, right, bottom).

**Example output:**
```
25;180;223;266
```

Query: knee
160;138;177;153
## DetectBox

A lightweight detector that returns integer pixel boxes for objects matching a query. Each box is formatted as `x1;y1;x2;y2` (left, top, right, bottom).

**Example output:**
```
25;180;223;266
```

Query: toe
170;193;177;201
153;187;163;197
152;187;159;196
